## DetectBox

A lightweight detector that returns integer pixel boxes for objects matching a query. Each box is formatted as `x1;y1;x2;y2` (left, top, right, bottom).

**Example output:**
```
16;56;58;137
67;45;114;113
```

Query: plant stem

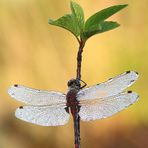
76;40;85;80
74;39;85;148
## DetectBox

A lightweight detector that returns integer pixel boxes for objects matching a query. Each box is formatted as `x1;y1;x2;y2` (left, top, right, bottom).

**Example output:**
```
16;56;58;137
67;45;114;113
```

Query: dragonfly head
67;79;80;89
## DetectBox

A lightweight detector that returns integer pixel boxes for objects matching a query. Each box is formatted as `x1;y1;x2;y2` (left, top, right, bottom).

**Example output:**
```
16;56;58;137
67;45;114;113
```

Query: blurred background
0;0;147;148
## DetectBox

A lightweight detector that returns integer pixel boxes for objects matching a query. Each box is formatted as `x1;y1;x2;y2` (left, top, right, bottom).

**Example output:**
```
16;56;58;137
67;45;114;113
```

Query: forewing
77;71;138;101
79;91;139;121
15;104;69;126
8;85;66;105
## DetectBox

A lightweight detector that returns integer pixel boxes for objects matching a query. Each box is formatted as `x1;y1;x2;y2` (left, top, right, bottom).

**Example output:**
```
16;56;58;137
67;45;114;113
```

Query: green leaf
48;14;80;37
48;2;128;43
85;4;128;30
98;21;120;33
82;21;120;40
70;1;85;32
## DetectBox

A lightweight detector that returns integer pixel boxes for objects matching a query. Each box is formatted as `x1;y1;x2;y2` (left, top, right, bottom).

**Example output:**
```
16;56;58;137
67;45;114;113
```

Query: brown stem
76;40;85;80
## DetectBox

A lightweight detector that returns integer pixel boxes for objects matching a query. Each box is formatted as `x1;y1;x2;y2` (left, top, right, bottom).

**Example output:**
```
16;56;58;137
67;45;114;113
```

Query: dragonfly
8;71;139;146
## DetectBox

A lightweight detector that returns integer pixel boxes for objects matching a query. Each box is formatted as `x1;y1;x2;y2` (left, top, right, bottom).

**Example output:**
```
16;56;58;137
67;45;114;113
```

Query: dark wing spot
14;84;18;87
131;80;135;82
19;106;23;109
128;90;132;93
126;71;131;74
108;78;112;81
97;83;100;85
135;71;139;75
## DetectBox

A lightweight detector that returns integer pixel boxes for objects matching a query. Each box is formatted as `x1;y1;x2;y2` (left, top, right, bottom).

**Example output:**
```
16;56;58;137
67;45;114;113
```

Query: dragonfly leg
80;79;87;89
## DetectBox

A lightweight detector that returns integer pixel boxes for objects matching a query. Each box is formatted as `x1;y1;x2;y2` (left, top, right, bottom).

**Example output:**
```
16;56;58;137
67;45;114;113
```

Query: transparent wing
8;85;66;105
15;104;69;126
77;71;138;101
79;91;139;121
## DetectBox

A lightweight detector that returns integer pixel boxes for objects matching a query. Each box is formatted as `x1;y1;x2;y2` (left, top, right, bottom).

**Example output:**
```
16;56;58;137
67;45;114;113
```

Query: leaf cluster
48;1;128;42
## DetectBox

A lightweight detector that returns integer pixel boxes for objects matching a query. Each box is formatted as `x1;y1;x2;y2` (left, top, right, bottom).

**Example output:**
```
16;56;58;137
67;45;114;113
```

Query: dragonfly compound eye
67;79;75;87
67;79;80;87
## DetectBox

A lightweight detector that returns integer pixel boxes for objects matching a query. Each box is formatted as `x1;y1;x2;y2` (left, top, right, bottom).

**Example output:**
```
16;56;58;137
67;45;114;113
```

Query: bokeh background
0;0;147;148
